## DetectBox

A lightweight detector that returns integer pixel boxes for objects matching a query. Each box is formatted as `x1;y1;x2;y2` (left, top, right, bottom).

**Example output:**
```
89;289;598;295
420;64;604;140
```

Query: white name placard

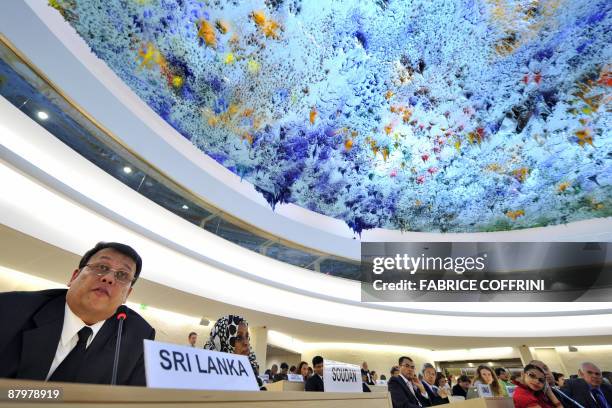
288;374;304;382
144;340;259;391
323;360;362;392
476;383;493;397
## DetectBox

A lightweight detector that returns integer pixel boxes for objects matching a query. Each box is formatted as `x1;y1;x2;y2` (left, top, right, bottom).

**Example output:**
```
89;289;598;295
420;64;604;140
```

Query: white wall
532;346;612;375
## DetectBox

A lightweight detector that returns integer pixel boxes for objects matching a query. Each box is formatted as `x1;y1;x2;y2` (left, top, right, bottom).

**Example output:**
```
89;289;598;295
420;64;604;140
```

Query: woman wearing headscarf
204;315;265;390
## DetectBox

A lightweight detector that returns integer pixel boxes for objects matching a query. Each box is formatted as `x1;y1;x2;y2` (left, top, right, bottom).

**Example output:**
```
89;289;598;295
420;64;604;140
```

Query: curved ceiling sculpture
51;0;611;233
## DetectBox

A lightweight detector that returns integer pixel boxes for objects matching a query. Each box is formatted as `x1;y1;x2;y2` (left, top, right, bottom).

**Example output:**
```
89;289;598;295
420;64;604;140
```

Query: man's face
66;248;135;324
400;359;415;379
580;364;602;387
189;334;197;346
460;380;471;390
498;370;509;381
271;365;278;374
314;362;324;376
363;362;368;370
424;367;436;385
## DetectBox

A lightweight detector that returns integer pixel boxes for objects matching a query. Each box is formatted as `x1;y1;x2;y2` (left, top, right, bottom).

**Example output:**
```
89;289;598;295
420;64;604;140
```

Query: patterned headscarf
203;315;259;375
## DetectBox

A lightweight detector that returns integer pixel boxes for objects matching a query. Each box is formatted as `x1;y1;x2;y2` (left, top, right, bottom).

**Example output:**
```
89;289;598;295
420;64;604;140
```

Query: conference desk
265;380;305;391
0;379;392;408
451;397;515;408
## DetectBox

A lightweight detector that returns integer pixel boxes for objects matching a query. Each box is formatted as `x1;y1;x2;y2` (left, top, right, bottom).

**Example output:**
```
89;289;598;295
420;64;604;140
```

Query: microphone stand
111;307;127;386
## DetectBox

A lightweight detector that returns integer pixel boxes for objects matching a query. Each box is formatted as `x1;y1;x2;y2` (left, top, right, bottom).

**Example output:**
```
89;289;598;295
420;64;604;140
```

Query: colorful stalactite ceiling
51;0;611;233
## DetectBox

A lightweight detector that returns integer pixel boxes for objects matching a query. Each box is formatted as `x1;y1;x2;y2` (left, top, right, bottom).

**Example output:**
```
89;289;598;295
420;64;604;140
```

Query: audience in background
447;375;455;388
436;372;452;395
511;373;522;383
513;364;563;408
269;364;278;380
362;361;375;385
188;331;198;347
273;362;289;382
561;362;612;408
289;365;297;374
528;360;566;404
496;367;512;389
422;363;450;405
391;366;400;377
452;375;471;398
297;361;309;381
362;371;372;392
553;372;566;388
203;314;265;389
388;356;432;408
381;375;388;382
474;365;509;397
372;371;379;383
307;366;314;377
305;356;324;392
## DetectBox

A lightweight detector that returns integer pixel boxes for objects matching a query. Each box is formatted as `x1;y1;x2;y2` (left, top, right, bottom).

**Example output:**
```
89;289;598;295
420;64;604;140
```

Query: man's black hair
79;242;142;285
312;356;324;366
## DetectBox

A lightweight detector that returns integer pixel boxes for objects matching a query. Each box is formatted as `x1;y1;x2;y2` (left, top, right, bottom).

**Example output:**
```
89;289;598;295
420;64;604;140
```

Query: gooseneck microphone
111;305;128;386
553;386;585;408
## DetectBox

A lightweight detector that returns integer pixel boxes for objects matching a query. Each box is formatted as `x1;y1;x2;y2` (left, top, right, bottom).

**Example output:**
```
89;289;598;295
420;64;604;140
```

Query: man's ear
123;286;133;303
578;369;584;378
67;269;80;286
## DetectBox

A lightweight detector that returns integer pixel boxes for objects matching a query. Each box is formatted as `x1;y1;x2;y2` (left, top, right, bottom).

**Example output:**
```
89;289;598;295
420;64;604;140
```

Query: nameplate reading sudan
144;340;259;391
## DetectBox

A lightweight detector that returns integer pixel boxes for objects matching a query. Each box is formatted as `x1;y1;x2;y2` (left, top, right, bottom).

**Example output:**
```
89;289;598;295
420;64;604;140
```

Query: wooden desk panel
0;379;391;408
265;380;305;392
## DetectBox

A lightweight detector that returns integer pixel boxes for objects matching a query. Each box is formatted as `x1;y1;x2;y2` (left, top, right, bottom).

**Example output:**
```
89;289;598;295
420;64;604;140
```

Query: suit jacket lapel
399;377;419;404
18;294;66;380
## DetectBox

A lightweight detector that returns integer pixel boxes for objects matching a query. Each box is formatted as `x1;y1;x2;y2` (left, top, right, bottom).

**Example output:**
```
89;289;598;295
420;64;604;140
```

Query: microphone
553;386;585;408
111;305;128;386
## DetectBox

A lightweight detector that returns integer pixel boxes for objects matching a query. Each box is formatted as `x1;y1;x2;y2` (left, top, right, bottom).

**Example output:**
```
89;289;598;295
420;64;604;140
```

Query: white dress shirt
400;374;429;404
45;303;105;380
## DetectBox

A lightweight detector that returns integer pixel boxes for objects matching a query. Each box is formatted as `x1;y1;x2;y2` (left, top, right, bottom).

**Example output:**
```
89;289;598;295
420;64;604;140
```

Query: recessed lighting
123;166;132;174
182;204;189;210
37;111;49;120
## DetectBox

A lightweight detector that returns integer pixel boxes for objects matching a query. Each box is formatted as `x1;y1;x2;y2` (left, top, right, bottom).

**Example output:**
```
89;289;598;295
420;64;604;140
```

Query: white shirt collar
61;303;105;348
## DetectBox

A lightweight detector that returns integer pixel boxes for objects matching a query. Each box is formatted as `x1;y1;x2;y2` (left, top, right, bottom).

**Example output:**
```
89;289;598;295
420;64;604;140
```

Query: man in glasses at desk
0;242;155;385
561;363;612;408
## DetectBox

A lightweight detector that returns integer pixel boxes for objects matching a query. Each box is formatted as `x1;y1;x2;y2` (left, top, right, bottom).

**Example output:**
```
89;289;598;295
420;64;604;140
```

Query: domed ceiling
51;0;611;233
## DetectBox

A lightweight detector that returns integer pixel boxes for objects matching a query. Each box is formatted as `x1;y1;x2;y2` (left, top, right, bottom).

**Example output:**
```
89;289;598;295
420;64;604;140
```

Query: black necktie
49;326;93;382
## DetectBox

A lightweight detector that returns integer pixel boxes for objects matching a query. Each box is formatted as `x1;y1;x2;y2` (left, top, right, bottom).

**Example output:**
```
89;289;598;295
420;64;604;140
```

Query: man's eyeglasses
85;263;134;285
585;370;602;377
400;363;416;369
527;372;546;384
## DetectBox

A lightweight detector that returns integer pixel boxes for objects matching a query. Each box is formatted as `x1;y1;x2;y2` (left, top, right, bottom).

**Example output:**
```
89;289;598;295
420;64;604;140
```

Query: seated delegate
203;314;265;389
0;242;155;385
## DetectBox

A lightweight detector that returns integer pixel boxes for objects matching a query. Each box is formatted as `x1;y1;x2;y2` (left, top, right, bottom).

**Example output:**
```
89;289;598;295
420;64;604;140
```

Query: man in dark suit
0;242;155;386
273;362;289;382
421;363;449;405
388;356;432;408
561;363;612;408
305;355;325;392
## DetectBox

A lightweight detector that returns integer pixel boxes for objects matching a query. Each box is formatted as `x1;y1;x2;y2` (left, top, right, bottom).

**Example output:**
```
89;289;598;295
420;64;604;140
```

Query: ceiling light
182;204;189;210
123;166;132;174
36;111;49;120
